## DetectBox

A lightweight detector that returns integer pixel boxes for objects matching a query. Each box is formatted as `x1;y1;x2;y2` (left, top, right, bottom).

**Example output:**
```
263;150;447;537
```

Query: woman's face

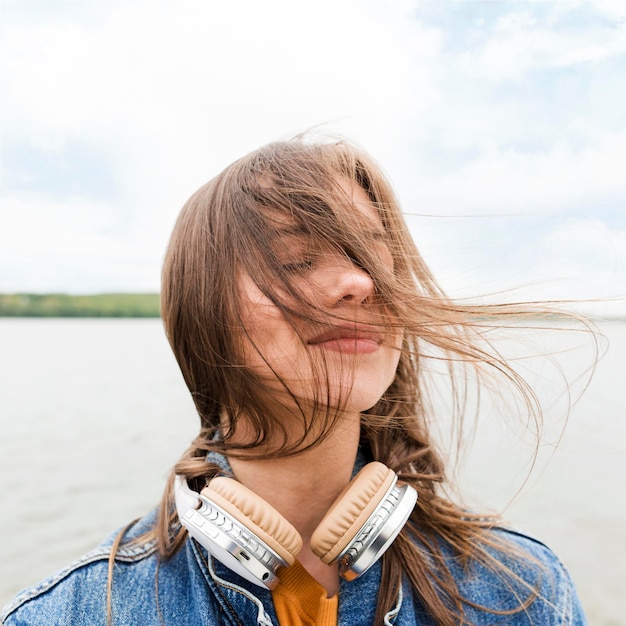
237;180;403;420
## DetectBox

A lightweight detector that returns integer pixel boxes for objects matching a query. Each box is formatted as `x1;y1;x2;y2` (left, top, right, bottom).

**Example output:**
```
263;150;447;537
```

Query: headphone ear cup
310;462;395;565
202;477;303;565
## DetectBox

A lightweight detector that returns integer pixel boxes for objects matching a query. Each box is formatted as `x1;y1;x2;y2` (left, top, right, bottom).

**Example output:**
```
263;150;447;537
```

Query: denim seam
1;541;158;621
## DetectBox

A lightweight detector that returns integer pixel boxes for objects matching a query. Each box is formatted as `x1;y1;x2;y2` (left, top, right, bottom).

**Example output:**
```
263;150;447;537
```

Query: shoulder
1;512;161;626
491;526;580;594
449;526;587;625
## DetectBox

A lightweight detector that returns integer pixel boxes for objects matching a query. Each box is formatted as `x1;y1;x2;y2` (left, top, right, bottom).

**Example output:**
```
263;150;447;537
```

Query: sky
0;0;625;316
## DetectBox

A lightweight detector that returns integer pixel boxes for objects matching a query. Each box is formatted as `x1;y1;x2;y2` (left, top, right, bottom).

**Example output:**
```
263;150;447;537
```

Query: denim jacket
2;449;588;626
1;513;589;626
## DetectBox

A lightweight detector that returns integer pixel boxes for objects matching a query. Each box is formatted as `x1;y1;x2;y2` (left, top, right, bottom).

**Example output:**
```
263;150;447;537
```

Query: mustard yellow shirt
271;561;338;626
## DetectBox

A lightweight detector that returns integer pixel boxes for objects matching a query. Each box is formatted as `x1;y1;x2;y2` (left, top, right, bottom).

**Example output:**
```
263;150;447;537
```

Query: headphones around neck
174;461;417;589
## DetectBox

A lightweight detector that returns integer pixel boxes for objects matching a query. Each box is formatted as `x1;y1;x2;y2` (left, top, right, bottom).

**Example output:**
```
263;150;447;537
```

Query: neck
226;412;361;596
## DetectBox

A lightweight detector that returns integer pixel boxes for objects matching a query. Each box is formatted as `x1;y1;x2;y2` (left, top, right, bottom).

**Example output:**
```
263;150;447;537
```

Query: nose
323;262;375;308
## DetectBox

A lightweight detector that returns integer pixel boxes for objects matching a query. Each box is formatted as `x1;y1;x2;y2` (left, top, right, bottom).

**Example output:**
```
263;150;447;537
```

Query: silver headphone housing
334;478;418;581
175;475;289;589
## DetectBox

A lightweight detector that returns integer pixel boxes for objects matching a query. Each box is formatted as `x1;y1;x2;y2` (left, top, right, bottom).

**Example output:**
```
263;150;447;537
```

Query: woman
1;138;587;625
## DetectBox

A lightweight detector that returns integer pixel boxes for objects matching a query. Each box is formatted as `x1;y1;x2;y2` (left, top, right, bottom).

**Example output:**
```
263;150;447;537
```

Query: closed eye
281;259;314;273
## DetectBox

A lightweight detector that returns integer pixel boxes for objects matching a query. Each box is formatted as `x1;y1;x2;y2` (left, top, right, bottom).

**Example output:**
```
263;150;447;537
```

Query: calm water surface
0;318;624;624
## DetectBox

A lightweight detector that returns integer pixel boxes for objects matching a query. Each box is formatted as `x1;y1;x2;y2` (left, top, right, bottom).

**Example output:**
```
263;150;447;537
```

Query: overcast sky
1;0;624;315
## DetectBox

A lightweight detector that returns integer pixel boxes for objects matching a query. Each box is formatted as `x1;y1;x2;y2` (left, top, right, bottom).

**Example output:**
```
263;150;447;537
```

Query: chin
327;384;386;415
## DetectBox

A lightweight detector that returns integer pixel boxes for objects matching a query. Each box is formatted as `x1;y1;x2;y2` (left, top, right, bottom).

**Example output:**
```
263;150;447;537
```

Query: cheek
240;307;285;363
238;298;305;375
238;277;280;345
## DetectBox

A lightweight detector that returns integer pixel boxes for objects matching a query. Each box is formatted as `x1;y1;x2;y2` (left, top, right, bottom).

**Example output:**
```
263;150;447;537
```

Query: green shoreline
1;293;623;321
0;293;161;317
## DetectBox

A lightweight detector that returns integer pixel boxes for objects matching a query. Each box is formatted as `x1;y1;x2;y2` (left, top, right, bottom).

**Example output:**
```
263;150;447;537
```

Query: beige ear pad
201;477;302;566
310;462;396;564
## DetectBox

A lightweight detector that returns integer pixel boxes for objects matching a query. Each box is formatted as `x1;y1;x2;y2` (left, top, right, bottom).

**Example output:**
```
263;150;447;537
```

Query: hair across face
236;180;404;434
161;139;442;454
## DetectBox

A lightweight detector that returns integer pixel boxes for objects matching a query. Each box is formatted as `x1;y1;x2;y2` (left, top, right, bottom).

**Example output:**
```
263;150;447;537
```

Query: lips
307;325;383;354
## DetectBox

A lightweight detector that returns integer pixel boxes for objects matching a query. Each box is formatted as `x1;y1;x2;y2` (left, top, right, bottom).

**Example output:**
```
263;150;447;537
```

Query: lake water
0;318;624;624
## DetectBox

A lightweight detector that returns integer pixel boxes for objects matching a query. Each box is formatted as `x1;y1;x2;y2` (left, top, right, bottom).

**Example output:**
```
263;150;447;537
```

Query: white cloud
0;0;440;202
592;0;626;20
535;219;626;294
450;3;626;82
0;1;432;140
398;130;626;216
0;193;161;292
475;15;557;81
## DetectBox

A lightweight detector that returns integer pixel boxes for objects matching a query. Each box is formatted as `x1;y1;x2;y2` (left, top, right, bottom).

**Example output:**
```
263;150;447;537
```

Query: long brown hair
152;137;574;624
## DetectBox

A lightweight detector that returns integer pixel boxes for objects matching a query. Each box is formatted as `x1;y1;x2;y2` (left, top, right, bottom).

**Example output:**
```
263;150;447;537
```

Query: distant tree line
0;293;161;317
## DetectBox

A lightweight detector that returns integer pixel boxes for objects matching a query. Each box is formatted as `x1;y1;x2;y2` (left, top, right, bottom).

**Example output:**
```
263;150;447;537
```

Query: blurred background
1;1;624;624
